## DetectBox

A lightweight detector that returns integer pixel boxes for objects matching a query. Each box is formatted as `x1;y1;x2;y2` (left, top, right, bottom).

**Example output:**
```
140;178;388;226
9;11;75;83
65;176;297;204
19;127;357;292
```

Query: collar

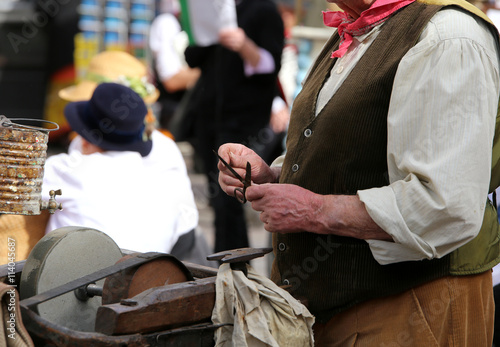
323;0;416;58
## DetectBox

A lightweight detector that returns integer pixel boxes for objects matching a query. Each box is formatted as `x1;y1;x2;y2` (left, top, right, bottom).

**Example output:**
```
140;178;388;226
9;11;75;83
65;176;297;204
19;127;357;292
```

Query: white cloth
212;263;315;347
180;0;237;46
493;264;500;287
487;8;500;30
159;0;180;15
149;12;274;80
43;130;198;253
279;43;299;106
0;284;34;347
149;13;188;81
277;8;500;264
491;188;500;287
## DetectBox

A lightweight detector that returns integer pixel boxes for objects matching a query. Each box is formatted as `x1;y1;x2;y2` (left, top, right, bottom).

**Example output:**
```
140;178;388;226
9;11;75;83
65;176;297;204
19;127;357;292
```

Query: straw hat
59;51;159;105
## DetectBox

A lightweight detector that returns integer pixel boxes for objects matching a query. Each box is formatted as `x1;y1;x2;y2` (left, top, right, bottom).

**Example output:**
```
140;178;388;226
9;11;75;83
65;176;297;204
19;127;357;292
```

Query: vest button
304;129;312;137
283;279;290;286
292;164;299;172
278;242;286;251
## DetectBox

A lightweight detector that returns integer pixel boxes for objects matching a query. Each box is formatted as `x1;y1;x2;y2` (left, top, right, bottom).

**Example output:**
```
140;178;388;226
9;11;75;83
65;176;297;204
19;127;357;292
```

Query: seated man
42;82;203;259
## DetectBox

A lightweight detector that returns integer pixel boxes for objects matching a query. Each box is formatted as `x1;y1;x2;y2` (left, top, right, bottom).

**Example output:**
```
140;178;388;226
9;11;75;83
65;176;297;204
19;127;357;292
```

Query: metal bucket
0;116;58;215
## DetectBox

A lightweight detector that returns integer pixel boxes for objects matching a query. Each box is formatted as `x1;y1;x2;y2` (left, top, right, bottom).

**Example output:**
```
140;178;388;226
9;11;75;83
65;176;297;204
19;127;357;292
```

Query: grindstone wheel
20;226;123;332
102;252;193;305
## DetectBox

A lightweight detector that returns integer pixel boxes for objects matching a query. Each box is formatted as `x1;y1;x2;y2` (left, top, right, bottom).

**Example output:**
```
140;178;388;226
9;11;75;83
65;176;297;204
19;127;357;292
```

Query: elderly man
216;0;500;344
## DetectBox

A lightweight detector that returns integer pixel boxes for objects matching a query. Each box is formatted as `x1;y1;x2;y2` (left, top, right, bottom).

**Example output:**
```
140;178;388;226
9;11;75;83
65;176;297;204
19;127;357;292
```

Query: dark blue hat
64;83;152;157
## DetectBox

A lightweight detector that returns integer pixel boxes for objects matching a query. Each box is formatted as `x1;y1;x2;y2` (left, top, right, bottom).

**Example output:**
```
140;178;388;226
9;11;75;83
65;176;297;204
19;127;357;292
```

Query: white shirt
43;130;199;253
280;8;500;264
149;13;187;81
149;13;276;79
487;8;500;31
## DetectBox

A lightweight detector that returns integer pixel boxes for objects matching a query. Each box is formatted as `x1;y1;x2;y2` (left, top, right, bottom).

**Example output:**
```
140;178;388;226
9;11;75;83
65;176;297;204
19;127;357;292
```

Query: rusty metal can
0;117;58;215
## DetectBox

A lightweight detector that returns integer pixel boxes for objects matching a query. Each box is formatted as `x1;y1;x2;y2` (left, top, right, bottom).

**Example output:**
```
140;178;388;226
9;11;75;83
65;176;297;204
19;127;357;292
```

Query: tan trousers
313;271;494;346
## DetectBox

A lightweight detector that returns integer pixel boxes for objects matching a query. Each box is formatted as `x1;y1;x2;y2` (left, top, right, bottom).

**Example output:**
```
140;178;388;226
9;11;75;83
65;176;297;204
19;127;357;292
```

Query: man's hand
246;183;393;241
216;145;391;240
216;143;279;198
218;28;261;67
219;28;246;52
247;183;325;233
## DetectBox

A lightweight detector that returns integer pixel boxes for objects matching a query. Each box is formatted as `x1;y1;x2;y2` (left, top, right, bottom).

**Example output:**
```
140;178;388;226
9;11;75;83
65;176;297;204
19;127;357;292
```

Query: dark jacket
184;0;284;135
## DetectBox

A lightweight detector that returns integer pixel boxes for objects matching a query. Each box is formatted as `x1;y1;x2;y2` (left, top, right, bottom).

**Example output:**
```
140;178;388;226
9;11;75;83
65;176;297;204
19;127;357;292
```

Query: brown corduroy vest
272;0;500;323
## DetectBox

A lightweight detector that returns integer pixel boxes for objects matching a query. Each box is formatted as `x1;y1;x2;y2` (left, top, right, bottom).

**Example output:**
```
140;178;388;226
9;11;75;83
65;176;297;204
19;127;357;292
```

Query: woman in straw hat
58;50;159;105
44;50;163;146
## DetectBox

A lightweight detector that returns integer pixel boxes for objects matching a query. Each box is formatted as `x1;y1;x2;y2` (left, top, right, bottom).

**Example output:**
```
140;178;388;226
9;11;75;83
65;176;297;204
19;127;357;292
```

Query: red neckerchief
323;0;415;58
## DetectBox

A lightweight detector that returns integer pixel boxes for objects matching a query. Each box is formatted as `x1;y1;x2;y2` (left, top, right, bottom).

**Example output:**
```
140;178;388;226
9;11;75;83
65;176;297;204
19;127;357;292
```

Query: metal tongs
213;150;251;203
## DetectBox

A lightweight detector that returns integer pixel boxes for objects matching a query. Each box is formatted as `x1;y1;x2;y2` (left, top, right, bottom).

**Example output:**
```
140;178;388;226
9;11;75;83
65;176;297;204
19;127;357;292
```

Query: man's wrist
271;166;281;183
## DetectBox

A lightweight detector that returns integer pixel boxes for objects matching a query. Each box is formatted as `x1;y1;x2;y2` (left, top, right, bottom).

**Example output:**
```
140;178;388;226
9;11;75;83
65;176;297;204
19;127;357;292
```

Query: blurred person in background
43;83;204;260
0;51;211;266
149;0;201;134
184;0;285;253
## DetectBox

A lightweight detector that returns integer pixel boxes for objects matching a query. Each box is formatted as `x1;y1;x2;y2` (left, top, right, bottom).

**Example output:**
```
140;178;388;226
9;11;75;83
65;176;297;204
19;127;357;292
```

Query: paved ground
178;142;273;277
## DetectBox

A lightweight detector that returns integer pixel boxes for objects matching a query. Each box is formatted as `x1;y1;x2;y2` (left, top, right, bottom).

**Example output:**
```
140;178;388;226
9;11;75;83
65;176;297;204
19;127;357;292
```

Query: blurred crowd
0;0;302;266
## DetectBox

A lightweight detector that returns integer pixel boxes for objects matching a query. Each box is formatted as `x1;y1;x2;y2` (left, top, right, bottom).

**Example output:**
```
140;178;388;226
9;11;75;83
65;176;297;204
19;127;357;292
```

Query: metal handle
0;116;59;132
40;189;63;214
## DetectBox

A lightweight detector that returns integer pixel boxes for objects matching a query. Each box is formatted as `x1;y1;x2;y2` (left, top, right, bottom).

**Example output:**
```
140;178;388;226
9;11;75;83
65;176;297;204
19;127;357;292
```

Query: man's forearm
238;37;261;67
316;194;393;241
162;68;201;92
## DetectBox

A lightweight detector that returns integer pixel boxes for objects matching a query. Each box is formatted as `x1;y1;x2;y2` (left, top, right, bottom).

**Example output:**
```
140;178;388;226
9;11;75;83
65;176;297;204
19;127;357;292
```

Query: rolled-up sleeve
358;8;500;264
